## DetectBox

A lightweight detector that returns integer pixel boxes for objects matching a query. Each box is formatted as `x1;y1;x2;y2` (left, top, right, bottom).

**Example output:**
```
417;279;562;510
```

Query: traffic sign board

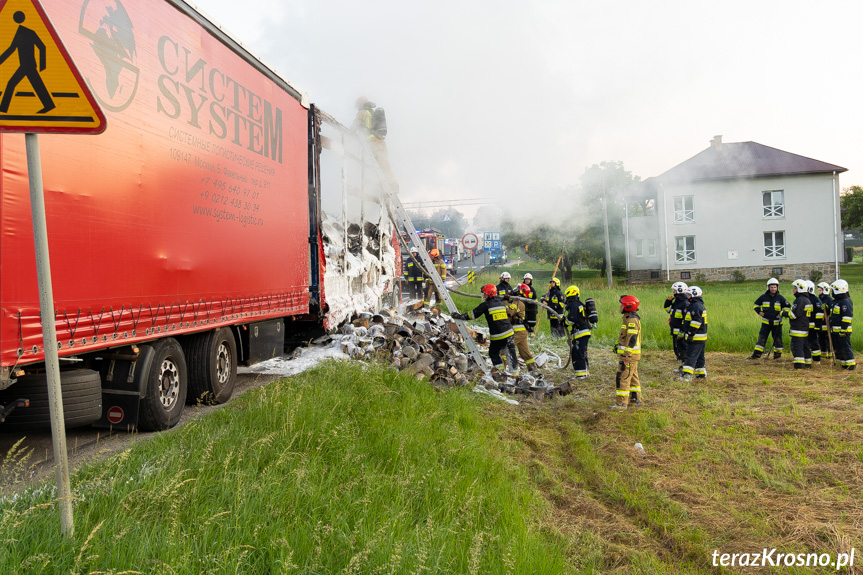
0;0;106;133
106;405;124;424
461;232;478;251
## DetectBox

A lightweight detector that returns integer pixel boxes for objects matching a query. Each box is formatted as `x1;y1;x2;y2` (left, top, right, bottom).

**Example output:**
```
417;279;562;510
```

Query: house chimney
711;135;723;151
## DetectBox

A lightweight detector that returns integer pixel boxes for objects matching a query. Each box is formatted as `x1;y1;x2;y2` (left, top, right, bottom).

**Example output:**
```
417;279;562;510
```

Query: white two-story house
626;136;846;283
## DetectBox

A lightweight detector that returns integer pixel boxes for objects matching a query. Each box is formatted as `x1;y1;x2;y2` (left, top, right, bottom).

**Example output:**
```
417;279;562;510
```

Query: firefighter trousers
489;336;518;371
682;339;706;377
672;330;687;364
790;334;811;368
549;317;566;338
832;333;856;369
570;335;590;377
615;361;640;405
754;323;784;354
808;329;821;361
818;328;833;359
513;330;535;369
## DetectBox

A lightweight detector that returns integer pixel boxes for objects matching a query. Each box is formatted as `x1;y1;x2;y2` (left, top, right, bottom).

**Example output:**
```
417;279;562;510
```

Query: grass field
2;264;863;573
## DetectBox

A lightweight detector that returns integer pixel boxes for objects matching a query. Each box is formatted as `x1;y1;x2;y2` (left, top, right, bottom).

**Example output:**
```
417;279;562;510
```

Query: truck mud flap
242;319;285;365
93;346;156;431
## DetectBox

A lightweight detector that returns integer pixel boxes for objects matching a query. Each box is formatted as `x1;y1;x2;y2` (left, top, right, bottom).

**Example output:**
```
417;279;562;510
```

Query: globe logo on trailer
78;0;139;112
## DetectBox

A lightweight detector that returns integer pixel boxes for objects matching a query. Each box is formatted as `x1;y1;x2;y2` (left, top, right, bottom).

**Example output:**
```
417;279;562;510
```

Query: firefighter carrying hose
423;248;447;307
829;279;855;370
506;283;537;372
542;278;567;338
748;278;789;360
612;295;642;409
564;285;594;380
451;284;518;378
521;273;539;334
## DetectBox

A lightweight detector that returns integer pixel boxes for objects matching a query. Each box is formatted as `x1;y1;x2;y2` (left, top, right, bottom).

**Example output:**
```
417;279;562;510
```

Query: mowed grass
0;362;568;574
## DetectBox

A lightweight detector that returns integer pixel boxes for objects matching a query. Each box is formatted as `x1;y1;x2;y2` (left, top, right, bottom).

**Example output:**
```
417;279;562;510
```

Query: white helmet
500;272;511;280
805;280;816;294
791;279;807;293
832;279;850;294
523;272;533;280
817;282;832;295
687;285;702;297
766;277;779;287
672;281;688;294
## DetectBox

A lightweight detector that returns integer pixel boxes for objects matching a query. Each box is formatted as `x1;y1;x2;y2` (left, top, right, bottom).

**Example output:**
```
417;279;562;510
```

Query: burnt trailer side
0;0;325;430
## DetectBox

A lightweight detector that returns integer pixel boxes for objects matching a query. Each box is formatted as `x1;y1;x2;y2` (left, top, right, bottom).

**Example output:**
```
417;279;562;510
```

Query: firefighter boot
747;351;762;360
773;351;781;360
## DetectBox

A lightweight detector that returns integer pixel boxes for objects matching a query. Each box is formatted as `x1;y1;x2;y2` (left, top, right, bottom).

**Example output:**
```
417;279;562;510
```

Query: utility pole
602;183;613;288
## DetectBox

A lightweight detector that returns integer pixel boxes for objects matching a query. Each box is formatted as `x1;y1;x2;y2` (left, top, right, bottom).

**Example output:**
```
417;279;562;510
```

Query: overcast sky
194;0;862;218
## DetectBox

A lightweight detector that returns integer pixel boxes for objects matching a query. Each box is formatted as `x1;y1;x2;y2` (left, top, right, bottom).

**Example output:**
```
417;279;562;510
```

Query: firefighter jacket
506;300;528;333
617;312;642;360
496;280;513;298
352;105;378;140
753;291;789;325
564;296;591;339
682;297;707;341
523;283;538;322
542;286;566;314
808;293;823;330
466;296;513;341
830;293;854;336
403;257;423;283
787;292;813;338
665;293;690;334
819;294;834;330
431;257;447;281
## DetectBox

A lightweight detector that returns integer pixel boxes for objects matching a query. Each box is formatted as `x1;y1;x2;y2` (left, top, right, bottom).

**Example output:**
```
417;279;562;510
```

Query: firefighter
506;283;537;371
787;279;813;369
424;248;447;307
612;295;642;409
451;284;518;377
806;280;822;362
403;246;424;301
829;279;855;370
564;285;591;379
352;96;397;191
521;273;539;334
680;286;707;381
542;278;567;338
817;282;834;360
496;271;513;298
664;281;690;371
748;277;789;359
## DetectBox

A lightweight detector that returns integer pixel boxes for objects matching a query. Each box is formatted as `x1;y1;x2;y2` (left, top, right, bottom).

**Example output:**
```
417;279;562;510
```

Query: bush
846;246;854;262
731;269;746;283
695;273;708;284
808;270;823;284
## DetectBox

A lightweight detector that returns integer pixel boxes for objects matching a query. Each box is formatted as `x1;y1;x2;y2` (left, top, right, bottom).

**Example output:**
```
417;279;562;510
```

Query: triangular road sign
0;0;106;133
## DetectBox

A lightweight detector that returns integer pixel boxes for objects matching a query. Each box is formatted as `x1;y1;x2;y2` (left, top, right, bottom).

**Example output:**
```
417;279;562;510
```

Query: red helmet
481;284;498;298
517;283;530;297
619;295;639;312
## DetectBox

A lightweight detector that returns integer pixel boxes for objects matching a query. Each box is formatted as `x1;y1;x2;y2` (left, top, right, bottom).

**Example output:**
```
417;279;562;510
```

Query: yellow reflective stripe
616;390;630;396
692;335;707;341
627;329;638;334
489;330;514;340
513;325;527;332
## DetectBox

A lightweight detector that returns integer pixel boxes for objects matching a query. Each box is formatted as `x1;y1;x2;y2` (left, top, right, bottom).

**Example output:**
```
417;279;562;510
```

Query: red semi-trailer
0;0;326;430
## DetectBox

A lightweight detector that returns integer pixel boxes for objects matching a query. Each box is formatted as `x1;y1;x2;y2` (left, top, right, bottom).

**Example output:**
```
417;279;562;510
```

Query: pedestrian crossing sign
467;271;475;284
0;0;106;133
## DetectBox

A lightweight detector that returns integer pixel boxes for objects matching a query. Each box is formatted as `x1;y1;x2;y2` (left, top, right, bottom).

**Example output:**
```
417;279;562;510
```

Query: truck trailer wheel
0;369;102;430
137;338;188;431
183;327;236;405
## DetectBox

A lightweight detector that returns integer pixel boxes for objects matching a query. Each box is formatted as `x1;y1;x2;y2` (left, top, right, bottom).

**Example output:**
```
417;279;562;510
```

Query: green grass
450;264;863;354
0;362;574;574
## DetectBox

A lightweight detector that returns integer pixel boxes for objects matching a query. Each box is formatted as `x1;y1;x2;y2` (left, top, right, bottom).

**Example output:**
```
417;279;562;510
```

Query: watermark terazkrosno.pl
712;549;855;570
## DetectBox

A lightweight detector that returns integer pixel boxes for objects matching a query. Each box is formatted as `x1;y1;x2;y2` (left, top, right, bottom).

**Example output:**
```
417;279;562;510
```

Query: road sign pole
26;133;73;537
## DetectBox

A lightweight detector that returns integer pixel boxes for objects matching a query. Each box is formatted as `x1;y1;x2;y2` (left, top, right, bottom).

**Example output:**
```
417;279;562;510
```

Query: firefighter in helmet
680;286;707;381
748;278;789;360
423;248;447;307
497;271;513;298
564;285;592;379
664;281;690;371
612;295;642;409
521;273;539;334
829;279;855;370
403;246;424;301
506;283;537;371
352;96;397;191
787;279;813;369
542;277;566;338
805;280;822;362
451;284;518;377
817;282;834;360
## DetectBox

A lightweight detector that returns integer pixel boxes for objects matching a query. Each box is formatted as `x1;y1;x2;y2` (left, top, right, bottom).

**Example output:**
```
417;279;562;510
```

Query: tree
841;185;863;233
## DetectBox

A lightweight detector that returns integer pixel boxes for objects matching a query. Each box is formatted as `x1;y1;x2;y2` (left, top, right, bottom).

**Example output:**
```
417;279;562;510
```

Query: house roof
657;140;847;183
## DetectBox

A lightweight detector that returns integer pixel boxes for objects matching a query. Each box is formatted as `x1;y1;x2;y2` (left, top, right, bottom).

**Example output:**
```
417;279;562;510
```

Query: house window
647;240;656;256
674;196;694;223
650;271;660;279
635;240;644;258
772;267;783;276
763;190;784;218
764;231;785;259
680;272;691;280
675;236;696;263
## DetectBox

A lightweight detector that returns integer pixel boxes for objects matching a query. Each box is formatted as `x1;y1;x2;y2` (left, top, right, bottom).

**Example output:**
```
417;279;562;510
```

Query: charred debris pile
309;302;571;402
